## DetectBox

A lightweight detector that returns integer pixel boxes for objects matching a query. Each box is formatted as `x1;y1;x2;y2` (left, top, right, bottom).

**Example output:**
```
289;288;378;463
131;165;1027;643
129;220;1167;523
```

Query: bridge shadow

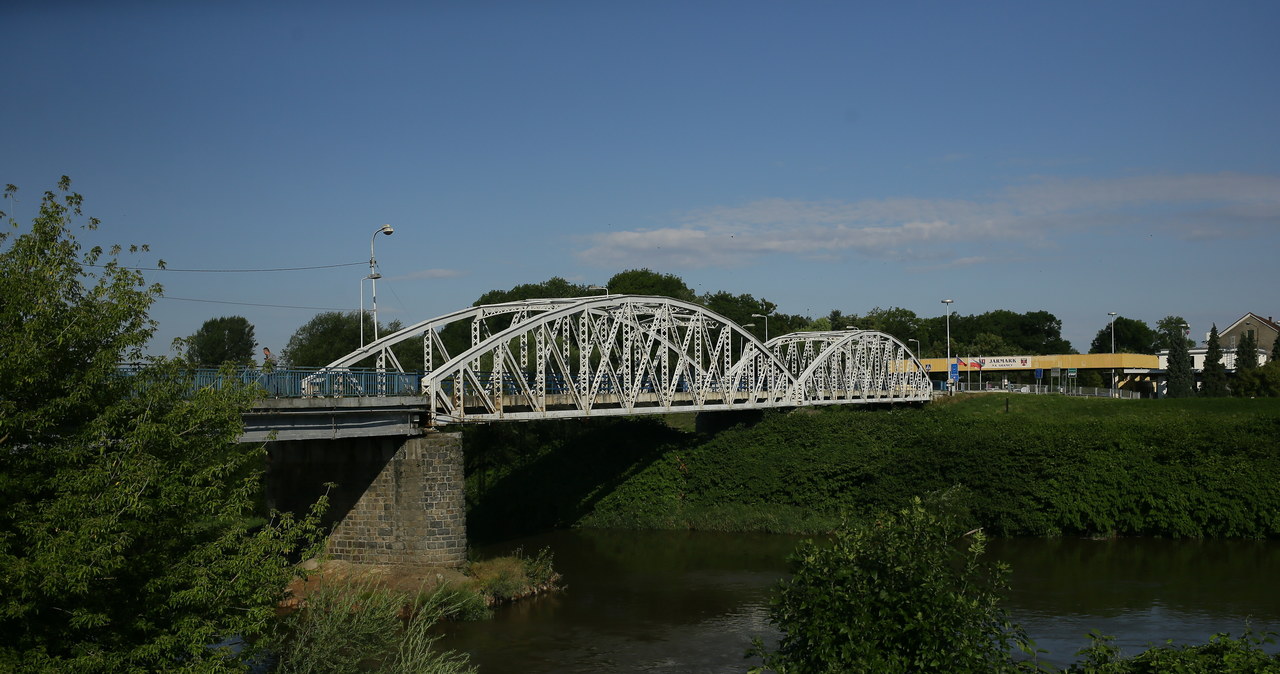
264;436;399;541
462;410;765;545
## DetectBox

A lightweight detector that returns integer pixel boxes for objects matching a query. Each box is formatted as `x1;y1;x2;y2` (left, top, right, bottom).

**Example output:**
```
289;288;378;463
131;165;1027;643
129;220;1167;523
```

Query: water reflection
437;531;1280;672
991;537;1280;665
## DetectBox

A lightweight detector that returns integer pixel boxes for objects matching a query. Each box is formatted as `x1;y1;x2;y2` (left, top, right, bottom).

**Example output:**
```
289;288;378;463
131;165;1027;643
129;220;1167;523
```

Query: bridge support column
268;432;466;567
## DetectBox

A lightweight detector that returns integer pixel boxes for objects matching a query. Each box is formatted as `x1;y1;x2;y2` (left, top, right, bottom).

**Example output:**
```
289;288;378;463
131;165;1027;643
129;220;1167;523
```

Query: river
437;530;1280;672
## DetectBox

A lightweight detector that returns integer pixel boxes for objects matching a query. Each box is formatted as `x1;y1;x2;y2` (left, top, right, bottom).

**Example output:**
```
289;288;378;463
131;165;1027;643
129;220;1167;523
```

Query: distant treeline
278;268;1087;368
463;395;1280;542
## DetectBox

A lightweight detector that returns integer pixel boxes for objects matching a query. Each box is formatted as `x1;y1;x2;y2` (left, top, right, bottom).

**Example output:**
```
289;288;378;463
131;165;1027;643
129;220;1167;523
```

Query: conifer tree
1201;325;1229;397
1237;330;1260;371
1165;325;1195;398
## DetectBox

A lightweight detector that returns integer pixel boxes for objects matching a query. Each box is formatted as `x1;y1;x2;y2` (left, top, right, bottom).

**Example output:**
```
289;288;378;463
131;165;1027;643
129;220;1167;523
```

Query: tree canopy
188;315;257;366
0;178;322;670
283;310;422;370
1155;315;1194;351
1089;316;1158;354
606;268;697;302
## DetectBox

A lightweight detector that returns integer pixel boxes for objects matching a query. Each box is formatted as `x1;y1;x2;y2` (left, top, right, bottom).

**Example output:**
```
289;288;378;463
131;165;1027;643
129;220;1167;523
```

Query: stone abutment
267;432;466;567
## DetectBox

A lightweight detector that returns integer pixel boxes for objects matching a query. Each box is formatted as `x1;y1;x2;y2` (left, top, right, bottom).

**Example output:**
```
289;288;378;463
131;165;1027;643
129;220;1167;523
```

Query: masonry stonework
267;432;466;567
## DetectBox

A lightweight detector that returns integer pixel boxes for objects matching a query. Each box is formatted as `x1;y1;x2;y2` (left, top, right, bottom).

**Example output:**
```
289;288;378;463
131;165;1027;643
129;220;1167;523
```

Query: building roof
1222;312;1280;335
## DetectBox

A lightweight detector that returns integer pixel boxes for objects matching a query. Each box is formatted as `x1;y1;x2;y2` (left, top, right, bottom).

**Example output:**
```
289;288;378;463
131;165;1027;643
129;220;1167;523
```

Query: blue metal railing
117;366;424;398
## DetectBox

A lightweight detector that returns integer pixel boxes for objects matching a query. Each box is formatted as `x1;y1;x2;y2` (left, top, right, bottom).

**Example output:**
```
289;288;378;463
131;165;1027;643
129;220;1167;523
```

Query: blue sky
5;1;1278;356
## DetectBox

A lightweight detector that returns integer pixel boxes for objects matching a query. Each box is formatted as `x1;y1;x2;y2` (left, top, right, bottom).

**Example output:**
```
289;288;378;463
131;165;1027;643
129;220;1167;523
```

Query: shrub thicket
465;396;1280;540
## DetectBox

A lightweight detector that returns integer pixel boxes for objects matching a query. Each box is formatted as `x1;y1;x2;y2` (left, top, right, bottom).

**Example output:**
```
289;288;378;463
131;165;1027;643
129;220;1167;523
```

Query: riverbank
284;548;562;620
463;395;1280;541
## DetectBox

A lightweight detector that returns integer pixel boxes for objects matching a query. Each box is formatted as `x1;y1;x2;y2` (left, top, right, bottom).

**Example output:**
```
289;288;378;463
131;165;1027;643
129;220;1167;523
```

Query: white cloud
575;173;1280;269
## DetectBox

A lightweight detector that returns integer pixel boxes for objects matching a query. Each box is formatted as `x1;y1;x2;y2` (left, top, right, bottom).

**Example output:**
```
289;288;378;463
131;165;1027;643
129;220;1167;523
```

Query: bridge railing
117;366;424;398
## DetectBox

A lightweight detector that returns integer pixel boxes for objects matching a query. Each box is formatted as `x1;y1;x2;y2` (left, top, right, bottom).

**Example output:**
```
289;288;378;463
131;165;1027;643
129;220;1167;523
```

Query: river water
437;530;1280;672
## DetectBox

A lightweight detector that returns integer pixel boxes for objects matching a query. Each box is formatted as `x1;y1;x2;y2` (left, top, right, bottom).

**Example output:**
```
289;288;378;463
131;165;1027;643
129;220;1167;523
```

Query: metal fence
120;366;425;398
945;381;1142;399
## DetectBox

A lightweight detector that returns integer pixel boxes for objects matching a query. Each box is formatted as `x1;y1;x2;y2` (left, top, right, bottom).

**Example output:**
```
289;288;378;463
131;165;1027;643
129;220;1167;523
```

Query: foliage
0;178;324;671
269;580;475;674
1154;315;1194;351
467;396;1280;541
1089;316;1158;355
1164;323;1195;398
1066;629;1280;673
1236;329;1260;372
473;276;592;305
189;315;257;367
748;495;1037;673
1234;361;1280;398
1273;329;1280;363
1202;324;1229;397
606;268;697;301
283;310;421;370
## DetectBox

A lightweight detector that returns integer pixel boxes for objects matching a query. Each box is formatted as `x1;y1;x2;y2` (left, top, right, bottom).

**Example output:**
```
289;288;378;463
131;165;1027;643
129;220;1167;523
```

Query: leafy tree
1165;323;1195;398
1272;330;1280;364
283;310;422;370
189;315;257;366
473;276;591;305
856;306;921;344
1236;330;1260;372
702;291;777;340
749;494;1033;673
963;332;1017;357
0;178;323;670
606;268;697;302
1089;316;1158;354
1233;361;1280;398
826;309;857;331
1155;315;1194;351
1201;324;1229;397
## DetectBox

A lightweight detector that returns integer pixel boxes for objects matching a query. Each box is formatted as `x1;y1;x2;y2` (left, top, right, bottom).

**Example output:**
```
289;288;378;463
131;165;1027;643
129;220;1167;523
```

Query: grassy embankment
463;395;1280;541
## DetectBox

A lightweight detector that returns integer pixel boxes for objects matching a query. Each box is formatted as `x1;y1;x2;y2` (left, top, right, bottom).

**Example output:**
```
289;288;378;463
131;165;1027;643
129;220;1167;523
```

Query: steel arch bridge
306;295;932;425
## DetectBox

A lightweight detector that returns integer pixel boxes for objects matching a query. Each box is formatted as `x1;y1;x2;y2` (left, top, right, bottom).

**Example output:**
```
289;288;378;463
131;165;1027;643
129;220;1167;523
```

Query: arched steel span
310;295;932;424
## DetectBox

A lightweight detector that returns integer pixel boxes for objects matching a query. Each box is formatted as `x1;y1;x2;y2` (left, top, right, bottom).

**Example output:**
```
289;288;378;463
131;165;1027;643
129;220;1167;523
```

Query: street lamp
751;313;771;341
941;299;954;393
361;224;394;350
1108;311;1118;394
587;285;609;297
741;323;756;355
908;338;920;356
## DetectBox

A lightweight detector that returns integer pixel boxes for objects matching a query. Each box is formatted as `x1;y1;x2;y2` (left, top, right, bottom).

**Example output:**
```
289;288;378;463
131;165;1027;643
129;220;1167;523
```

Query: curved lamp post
361;224;395;349
751;313;771;342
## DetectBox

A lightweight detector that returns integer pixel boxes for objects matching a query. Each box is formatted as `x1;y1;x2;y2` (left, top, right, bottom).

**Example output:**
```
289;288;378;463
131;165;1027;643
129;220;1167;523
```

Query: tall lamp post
751;312;771;342
362;224;395;354
941;299;954;393
587;284;609;297
1108;311;1118;394
908;338;920;355
741;323;755;356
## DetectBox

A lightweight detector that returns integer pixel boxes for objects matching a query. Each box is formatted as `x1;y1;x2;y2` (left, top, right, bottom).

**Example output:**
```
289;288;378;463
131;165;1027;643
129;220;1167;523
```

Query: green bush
1066;629;1280;673
748;494;1039;673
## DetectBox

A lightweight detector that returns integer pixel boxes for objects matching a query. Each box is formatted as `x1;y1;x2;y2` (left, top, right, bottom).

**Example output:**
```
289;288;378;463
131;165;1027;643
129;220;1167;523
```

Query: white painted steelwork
312;295;932;424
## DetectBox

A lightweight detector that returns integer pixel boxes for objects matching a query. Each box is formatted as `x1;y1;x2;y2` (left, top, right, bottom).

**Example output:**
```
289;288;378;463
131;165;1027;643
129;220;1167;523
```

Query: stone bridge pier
266;432;467;567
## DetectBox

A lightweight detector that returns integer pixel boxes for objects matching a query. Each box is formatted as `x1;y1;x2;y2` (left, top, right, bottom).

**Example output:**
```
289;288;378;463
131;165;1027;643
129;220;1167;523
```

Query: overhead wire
159;296;348;311
92;261;365;273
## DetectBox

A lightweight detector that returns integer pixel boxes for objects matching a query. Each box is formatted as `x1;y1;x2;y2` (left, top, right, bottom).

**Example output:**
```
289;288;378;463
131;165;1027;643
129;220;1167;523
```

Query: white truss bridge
306;295;932;426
